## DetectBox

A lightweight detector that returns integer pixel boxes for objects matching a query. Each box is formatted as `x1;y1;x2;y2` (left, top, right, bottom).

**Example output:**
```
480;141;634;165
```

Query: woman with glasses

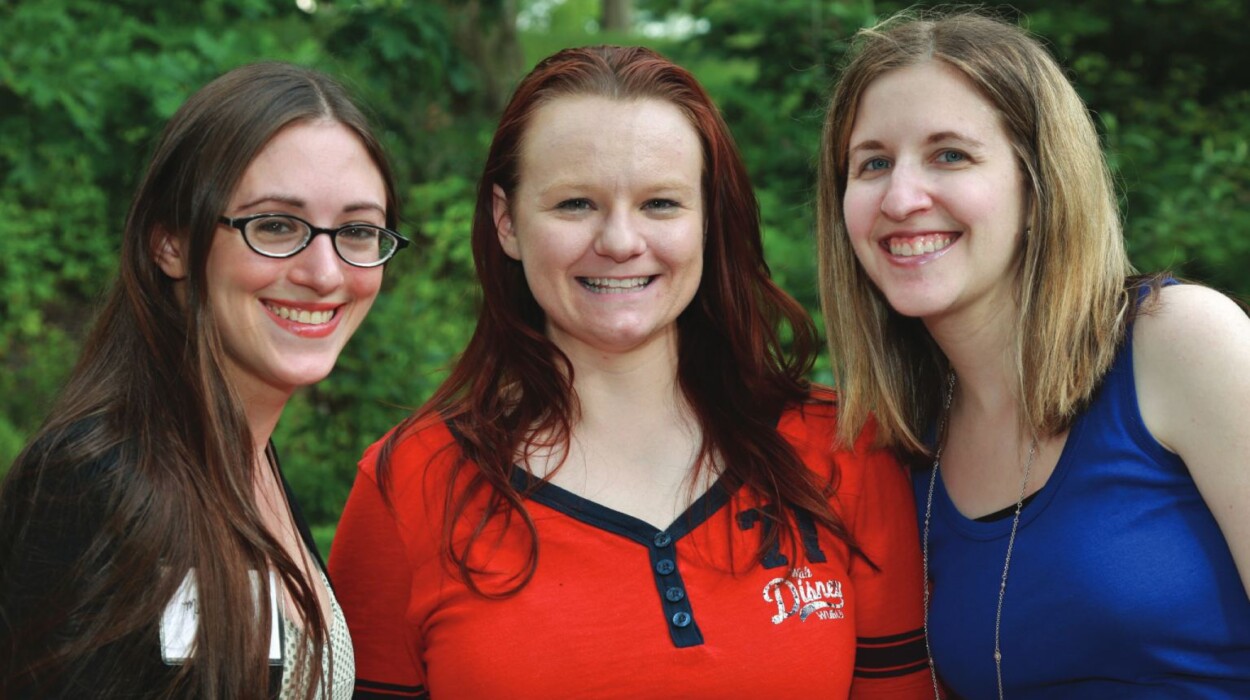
0;62;407;699
330;46;930;699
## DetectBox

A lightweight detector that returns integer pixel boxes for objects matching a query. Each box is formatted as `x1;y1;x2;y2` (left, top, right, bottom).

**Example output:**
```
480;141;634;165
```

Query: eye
555;198;593;212
862;157;890;173
643;198;680;211
254;216;301;235
937;150;967;164
337;225;381;242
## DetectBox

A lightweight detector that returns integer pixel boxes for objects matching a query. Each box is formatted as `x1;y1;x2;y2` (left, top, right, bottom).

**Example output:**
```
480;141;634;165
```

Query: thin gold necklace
922;371;1037;700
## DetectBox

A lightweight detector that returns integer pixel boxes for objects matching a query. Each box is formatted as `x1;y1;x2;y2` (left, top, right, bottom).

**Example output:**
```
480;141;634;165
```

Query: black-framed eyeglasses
218;213;410;268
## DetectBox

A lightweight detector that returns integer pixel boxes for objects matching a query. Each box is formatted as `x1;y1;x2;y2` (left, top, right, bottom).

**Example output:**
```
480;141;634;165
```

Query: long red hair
378;45;857;595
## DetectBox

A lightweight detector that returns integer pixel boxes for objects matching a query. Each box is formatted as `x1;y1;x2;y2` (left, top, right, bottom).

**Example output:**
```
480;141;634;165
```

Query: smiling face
162;119;387;404
493;96;705;362
842;61;1029;325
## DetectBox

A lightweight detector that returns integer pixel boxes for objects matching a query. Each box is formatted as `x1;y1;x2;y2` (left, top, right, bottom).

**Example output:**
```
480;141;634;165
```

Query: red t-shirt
330;395;930;699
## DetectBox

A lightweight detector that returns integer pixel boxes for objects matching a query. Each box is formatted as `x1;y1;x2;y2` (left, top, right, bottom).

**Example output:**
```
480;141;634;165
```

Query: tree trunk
440;0;524;116
602;0;632;32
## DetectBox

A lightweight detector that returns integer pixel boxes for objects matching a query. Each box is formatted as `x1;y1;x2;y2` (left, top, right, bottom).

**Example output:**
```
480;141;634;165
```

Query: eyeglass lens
243;215;396;265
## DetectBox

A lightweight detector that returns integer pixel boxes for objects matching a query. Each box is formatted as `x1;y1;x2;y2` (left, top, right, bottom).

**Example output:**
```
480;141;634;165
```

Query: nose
593;209;646;262
288;233;345;294
880;162;933;221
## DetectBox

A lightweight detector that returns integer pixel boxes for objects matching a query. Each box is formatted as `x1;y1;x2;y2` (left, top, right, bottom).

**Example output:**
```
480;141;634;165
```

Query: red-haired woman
330;45;930;699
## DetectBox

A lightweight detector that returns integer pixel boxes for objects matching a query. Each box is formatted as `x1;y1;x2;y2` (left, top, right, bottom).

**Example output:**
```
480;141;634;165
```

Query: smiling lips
263;301;342;338
578;276;654;293
884;232;957;258
266;302;336;325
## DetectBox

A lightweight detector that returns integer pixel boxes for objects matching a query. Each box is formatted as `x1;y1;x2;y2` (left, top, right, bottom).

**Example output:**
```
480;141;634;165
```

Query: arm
845;447;933;699
328;467;428;700
0;441;172;697
1134;283;1250;596
0;454;99;696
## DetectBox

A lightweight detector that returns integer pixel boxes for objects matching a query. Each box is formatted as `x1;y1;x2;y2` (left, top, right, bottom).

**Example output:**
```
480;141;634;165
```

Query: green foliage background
3;0;1247;538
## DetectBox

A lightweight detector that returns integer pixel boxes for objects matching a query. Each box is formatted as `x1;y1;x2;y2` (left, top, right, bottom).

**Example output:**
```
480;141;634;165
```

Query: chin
281;365;339;390
884;302;933;319
876;286;954;320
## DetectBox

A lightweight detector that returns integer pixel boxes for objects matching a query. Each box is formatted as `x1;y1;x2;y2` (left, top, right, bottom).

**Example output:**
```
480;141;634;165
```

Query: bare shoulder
1134;284;1250;594
1138;282;1246;330
1133;283;1250;452
1134;284;1249;375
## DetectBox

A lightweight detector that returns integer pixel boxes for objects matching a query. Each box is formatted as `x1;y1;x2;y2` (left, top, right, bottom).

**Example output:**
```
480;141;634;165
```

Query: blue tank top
914;320;1250;699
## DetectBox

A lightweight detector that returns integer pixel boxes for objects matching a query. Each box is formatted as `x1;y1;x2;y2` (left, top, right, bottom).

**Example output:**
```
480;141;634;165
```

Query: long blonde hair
817;9;1135;454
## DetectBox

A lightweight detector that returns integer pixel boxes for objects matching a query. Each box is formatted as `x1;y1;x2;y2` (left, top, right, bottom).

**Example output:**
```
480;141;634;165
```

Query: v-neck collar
509;465;735;546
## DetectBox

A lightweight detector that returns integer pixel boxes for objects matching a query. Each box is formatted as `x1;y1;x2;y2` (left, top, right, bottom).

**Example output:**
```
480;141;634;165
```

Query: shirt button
653;532;672;548
665;586;685;602
655;559;675;575
671;612;691;628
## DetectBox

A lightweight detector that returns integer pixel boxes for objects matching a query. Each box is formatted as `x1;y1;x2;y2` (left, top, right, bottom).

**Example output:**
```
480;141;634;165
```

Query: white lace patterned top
278;568;355;700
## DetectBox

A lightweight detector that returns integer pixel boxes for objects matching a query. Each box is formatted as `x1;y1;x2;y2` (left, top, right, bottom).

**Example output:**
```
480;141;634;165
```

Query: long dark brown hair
377;45;857;597
0;62;398;698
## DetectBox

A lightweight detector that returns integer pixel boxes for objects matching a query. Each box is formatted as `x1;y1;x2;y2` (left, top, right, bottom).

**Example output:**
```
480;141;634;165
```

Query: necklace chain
922;371;1037;700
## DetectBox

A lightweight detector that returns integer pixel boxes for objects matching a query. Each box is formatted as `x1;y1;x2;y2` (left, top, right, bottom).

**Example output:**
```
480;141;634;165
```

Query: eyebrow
534;181;698;198
234;194;386;216
848;139;886;157
848;131;987;156
926;131;986;148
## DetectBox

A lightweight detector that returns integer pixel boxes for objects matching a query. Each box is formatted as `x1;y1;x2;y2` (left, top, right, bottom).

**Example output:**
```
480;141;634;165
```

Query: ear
154;229;188;280
493;184;521;261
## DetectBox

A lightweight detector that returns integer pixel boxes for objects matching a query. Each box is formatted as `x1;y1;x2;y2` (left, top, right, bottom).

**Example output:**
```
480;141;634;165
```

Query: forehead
243;120;367;174
516;95;703;183
230;119;386;210
848;61;1009;148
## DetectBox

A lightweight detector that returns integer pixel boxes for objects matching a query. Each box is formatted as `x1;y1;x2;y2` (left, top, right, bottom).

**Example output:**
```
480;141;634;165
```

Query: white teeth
580;276;651;293
888;234;954;257
266;303;335;324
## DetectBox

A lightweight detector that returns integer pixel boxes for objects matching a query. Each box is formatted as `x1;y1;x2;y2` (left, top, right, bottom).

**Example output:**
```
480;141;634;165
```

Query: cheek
205;239;280;295
208;261;278;301
651;224;704;286
961;179;1025;237
347;269;384;306
672;224;705;264
841;185;878;249
680;247;704;291
516;225;581;270
967;164;1025;214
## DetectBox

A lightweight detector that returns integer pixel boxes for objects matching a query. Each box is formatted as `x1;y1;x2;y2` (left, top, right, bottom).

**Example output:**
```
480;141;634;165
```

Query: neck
925;297;1020;417
237;388;289;464
566;337;691;439
553;325;683;414
536;332;704;528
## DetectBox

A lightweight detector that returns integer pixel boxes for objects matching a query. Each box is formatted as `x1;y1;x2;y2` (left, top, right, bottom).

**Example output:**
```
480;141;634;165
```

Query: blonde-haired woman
818;9;1250;699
